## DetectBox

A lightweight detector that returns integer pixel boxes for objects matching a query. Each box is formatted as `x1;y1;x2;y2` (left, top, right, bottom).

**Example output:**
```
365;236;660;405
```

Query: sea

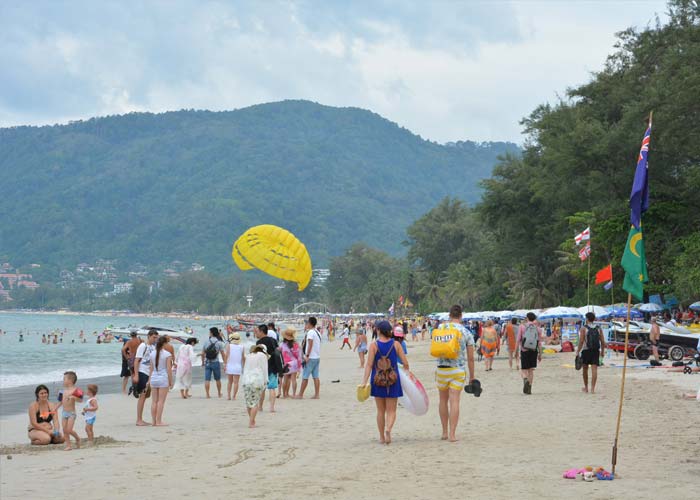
0;312;225;389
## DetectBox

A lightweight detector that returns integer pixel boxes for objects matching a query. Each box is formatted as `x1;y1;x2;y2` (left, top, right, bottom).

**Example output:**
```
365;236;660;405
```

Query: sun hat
251;344;270;358
229;332;241;344
282;328;296;341
393;325;405;337
376;320;392;333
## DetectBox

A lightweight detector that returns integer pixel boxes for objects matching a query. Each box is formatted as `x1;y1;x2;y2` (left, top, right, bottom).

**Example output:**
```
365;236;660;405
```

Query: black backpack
585;326;601;350
205;339;219;360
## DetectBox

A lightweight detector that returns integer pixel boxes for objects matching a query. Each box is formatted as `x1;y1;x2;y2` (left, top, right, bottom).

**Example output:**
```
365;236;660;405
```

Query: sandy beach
1;342;697;500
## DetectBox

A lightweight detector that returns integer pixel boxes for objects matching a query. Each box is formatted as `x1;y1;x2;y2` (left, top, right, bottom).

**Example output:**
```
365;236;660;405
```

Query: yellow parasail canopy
232;224;312;291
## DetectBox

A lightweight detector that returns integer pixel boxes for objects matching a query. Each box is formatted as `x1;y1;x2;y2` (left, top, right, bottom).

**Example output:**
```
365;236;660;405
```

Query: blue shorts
267;373;279;390
302;358;320;380
85;416;96;426
205;361;221;381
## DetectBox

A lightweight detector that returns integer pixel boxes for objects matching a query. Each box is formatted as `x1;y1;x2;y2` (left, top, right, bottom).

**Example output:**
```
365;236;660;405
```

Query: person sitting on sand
28;384;64;446
361;320;410;445
242;344;269;428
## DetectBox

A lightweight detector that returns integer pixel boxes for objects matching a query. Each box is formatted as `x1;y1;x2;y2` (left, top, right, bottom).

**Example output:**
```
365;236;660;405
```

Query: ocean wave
0;364;121;389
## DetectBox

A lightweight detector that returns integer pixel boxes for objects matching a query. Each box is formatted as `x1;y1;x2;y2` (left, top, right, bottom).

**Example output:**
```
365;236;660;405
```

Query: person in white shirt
297;316;321;399
149;336;174;426
132;329;158;426
267;322;279;342
339;324;351;350
242;344;269;428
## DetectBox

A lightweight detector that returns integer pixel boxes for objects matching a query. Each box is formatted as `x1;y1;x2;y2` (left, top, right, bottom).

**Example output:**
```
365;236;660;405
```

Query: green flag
621;225;648;301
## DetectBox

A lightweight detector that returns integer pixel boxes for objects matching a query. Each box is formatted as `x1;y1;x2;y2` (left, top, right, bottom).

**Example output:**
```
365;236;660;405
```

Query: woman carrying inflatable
430;304;476;442
361;320;410;445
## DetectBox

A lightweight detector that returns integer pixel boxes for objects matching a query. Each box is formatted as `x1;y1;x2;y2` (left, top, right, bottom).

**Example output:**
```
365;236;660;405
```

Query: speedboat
105;326;196;344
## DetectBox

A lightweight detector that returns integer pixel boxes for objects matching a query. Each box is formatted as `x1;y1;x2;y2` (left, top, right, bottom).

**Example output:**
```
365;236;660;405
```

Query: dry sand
1;343;697;500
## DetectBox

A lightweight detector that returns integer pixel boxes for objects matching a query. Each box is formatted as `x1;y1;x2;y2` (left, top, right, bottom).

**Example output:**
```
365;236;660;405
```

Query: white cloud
0;0;668;143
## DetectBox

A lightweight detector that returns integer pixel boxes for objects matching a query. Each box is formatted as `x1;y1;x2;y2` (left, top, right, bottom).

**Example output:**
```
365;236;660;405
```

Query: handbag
356;384;370;402
575;354;583;371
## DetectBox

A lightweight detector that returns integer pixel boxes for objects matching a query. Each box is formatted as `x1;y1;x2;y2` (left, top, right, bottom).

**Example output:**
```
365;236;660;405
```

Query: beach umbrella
607;305;644;319
494;310;514;320
462;312;483;321
639;303;663;312
689;301;700;312
511;309;529;319
539;306;583;320
576;305;611;319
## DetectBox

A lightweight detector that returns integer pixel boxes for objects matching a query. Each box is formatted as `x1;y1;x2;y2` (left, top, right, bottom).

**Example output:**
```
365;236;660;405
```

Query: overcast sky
0;0;668;143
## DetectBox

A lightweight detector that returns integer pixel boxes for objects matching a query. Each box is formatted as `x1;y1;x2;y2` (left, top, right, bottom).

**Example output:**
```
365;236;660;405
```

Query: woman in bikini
28;385;65;445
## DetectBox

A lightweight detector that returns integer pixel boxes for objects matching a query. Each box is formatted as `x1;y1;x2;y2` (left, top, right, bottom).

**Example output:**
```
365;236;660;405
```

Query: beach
1;342;697;500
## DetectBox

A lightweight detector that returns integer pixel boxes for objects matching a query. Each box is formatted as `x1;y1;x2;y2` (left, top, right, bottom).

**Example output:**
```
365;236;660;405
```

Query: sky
0;0;669;143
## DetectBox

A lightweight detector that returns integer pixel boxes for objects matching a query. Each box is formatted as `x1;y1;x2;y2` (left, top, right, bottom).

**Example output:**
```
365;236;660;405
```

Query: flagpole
611;292;633;475
587;252;591;307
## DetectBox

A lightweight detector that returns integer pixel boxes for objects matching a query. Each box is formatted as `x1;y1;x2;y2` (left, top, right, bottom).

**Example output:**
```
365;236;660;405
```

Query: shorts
61;409;77;420
302;358;320;380
85;416;96;426
205;361;221;382
137;371;150;392
580;349;600;366
267;373;279;390
120;357;131;377
520;350;538;370
435;366;466;391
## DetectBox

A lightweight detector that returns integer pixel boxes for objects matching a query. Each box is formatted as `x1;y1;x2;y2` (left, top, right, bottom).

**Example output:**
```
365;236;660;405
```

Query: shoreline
0;367;206;419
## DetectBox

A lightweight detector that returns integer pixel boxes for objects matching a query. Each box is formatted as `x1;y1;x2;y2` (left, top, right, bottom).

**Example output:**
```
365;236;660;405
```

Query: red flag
578;243;591;261
595;264;613;285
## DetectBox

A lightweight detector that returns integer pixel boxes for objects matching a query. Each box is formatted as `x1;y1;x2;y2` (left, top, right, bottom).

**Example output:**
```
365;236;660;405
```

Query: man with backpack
576;312;606;394
430;305;475;442
201;327;227;398
515;312;543;395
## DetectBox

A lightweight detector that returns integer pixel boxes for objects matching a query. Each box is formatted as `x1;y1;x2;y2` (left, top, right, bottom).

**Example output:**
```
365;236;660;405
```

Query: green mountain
0;100;517;276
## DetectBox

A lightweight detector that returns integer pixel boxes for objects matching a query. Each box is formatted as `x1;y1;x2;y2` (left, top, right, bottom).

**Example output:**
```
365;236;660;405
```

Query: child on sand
59;371;83;450
81;384;99;444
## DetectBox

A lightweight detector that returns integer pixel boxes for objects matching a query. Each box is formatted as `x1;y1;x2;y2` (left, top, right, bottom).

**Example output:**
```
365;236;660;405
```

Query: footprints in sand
272;447;297;466
217;448;254;468
216;447;298;469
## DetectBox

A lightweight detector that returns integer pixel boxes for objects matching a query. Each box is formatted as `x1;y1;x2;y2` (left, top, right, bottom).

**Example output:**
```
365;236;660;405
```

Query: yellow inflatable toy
232;224;312;291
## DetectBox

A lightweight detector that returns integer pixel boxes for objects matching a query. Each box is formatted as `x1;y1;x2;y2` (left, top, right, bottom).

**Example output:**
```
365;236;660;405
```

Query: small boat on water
105;326;196;344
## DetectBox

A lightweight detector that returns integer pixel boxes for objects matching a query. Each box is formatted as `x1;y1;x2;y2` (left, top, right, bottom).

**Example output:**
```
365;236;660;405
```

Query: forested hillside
329;1;700;312
0;100;516;276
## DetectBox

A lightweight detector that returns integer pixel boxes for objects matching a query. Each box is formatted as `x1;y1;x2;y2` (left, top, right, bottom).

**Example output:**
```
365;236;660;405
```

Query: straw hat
229;332;241;344
251;344;270;358
282;328;296;341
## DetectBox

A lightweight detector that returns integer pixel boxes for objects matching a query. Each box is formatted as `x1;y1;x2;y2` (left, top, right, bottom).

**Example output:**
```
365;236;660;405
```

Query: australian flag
630;117;651;229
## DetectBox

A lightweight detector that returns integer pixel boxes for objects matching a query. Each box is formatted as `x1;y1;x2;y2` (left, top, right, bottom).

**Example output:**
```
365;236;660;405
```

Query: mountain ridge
0;100;519;277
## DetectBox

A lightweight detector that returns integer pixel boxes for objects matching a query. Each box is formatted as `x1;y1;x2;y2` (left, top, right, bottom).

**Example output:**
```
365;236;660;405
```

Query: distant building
163;269;179;278
17;280;40;289
312;268;330;287
113;283;133;294
191;263;205;272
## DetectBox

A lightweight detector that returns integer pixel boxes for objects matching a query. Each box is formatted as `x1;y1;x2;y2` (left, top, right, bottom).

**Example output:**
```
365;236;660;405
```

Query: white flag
575;227;590;246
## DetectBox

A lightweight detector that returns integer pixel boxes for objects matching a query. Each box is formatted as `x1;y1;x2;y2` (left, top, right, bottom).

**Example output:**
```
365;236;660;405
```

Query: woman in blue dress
361;320;410;444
